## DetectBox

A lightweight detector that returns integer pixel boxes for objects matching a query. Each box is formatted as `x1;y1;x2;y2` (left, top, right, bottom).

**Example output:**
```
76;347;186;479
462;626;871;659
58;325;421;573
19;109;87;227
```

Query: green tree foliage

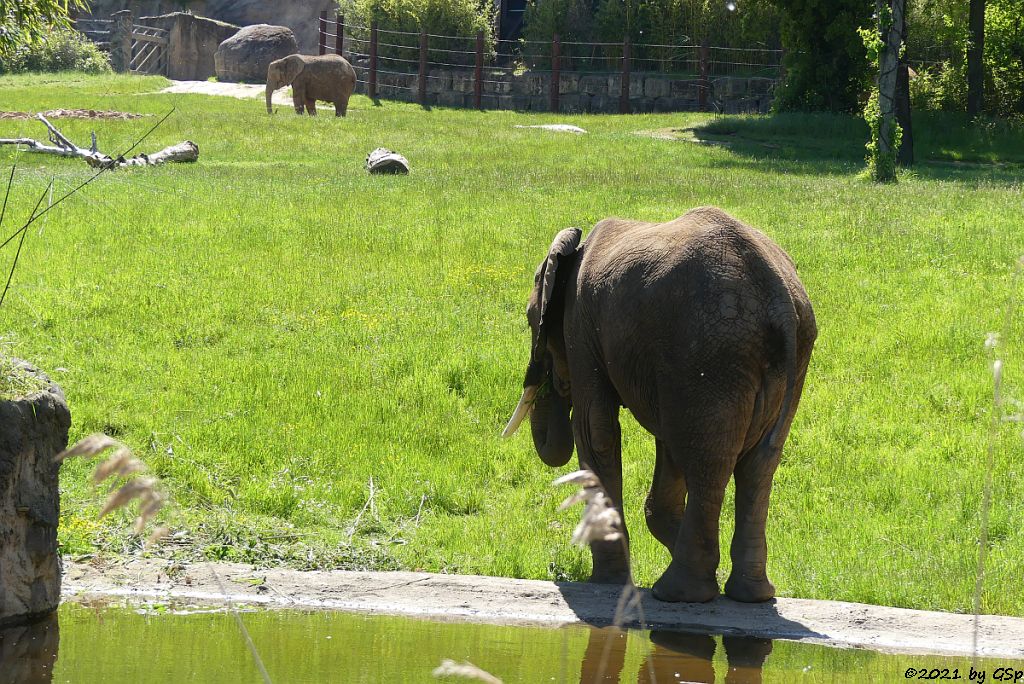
769;0;874;112
0;0;87;57
907;0;1024;117
523;0;781;71
0;25;110;74
339;0;494;67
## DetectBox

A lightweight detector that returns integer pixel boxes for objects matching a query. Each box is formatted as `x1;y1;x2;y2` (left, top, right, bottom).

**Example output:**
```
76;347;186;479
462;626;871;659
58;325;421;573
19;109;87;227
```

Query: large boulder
214;23;298;83
0;362;70;628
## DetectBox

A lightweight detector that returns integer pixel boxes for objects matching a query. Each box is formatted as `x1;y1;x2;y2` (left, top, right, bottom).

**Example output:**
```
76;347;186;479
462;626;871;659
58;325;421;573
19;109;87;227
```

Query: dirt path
62;558;1024;658
160;80;296;107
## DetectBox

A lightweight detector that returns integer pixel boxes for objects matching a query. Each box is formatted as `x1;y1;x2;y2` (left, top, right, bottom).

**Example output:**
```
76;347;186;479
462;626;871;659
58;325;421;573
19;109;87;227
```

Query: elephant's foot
724;573;775;603
651;568;719;603
587;566;632;586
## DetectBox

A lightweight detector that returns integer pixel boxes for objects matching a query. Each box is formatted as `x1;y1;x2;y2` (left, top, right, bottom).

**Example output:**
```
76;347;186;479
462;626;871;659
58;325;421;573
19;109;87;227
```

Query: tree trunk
875;0;905;181
967;0;985;116
896;7;913;166
0;363;70;628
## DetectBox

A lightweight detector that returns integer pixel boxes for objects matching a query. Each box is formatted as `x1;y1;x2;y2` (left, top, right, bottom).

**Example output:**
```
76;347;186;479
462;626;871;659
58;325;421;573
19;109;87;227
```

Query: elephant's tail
765;293;799;450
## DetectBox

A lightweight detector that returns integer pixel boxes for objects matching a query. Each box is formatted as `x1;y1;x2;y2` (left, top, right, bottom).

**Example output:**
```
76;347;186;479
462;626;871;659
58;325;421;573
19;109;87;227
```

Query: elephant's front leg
292;89;305;115
572;390;631;586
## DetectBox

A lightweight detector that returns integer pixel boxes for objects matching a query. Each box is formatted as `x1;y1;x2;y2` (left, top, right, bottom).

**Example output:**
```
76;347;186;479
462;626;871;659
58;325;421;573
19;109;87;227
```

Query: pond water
2;603;1022;683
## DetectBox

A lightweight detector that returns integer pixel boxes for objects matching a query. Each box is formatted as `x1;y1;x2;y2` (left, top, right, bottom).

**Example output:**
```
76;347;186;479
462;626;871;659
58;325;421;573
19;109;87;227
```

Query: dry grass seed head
91;447;143;484
54;433;119;462
553;470;623;546
99;477;158;518
432;659;503;684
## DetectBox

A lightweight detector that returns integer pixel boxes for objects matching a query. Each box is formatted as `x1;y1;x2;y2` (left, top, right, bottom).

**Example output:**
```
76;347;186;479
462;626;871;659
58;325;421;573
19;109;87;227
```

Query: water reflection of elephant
579;626;772;683
0;613;59;684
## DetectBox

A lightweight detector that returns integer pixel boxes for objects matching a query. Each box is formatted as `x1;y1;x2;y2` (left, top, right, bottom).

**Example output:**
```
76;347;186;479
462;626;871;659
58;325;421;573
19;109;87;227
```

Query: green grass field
1;72;1022;615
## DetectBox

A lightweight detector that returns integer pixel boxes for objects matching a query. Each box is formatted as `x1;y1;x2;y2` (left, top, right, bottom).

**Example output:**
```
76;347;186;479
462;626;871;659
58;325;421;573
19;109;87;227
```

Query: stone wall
353;64;776;114
140;13;239;80
78;0;334;54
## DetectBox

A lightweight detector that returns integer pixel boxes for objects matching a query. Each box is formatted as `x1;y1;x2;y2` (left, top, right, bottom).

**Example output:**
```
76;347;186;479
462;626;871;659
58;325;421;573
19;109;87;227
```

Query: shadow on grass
674;111;1024;184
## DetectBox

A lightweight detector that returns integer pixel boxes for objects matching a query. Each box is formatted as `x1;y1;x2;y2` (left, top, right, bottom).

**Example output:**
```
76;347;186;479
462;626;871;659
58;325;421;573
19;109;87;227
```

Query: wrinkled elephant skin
506;207;817;603
266;54;356;117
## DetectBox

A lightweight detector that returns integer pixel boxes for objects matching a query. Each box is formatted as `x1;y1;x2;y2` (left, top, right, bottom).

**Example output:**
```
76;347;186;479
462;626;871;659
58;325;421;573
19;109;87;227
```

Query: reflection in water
580;625;772;683
0;613;58;684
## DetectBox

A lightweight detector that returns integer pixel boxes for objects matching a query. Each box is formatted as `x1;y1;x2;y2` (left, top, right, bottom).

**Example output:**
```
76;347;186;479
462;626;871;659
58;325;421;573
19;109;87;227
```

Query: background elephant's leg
645;439;686;551
652;437;739;603
305;99;317;115
573;392;630;585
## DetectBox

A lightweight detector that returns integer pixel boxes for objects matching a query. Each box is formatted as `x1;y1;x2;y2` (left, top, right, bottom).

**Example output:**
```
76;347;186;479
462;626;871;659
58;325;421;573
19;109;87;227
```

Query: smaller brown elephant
265;54;356;117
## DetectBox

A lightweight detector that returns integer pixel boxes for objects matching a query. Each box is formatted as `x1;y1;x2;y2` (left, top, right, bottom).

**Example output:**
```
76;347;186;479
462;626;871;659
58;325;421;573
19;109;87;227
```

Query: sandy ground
160;80;297;108
61;558;1024;658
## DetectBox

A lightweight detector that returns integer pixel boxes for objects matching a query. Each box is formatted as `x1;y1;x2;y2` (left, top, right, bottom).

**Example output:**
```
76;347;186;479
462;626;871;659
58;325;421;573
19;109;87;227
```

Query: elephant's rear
582;207;815;445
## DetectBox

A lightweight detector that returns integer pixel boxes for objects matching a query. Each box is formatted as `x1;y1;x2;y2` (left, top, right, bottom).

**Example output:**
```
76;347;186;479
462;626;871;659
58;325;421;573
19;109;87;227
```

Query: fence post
698;39;710;112
620;37;631;114
111;9;133;73
418;29;428;106
474;30;484;110
369;21;378;99
318;11;327;55
550;34;560;113
336;13;344;56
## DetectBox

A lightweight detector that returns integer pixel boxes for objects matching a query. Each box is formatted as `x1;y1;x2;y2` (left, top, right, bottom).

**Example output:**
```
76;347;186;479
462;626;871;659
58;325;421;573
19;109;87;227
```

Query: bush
905;0;1024;117
771;0;873;113
339;0;494;68
0;26;111;75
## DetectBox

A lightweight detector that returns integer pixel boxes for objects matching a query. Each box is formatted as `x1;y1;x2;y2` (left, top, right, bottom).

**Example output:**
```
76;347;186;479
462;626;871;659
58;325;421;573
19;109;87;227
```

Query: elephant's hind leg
645;439;686;551
335;98;349;117
723;442;779;603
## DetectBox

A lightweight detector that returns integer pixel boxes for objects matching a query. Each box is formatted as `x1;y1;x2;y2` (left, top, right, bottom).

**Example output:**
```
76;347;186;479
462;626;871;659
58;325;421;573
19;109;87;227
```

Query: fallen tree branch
0;114;198;169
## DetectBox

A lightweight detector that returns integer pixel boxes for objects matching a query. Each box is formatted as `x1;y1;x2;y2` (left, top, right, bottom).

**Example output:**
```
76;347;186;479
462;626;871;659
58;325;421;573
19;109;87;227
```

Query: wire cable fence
319;13;782;113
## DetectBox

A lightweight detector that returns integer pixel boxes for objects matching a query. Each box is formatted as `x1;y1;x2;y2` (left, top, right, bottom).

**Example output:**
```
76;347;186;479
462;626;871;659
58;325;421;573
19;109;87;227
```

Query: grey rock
214;24;298;83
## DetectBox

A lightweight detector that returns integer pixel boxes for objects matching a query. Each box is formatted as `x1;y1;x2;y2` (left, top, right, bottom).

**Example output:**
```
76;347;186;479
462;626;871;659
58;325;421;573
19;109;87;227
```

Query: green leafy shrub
770;0;873;112
339;0;494;68
0;26;111;75
905;0;1024;117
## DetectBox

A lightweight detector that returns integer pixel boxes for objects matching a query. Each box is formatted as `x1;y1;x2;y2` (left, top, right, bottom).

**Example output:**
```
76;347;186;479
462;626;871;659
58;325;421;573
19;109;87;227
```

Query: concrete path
61;558;1024;658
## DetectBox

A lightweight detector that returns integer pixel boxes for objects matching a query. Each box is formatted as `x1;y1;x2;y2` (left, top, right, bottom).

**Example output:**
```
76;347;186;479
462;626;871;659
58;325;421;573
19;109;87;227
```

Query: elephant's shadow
556;582;826;683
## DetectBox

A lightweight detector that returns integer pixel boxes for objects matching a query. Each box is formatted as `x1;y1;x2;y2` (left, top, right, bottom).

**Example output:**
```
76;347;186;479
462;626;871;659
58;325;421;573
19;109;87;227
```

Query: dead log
0;114;198;169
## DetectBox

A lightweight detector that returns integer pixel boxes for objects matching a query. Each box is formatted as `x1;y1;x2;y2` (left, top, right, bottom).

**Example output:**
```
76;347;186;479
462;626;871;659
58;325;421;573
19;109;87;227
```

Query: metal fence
318;13;782;113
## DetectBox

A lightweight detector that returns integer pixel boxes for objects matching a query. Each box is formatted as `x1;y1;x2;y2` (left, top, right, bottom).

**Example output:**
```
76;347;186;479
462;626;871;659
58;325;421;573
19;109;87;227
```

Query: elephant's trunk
530;390;574;467
266;82;275;114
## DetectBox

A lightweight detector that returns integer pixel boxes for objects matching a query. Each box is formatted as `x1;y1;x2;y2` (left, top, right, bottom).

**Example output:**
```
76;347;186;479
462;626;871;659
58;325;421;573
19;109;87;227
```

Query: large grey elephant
504;207;816;603
265;53;356;117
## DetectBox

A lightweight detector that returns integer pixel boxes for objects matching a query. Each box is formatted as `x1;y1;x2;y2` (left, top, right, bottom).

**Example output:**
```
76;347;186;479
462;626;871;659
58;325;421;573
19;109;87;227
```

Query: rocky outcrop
75;0;337;54
0;363;70;628
215;24;298;83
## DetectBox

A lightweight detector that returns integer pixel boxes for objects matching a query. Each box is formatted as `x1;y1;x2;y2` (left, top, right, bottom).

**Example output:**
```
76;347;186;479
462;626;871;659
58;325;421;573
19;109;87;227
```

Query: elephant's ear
281;55;305;83
539;227;582;325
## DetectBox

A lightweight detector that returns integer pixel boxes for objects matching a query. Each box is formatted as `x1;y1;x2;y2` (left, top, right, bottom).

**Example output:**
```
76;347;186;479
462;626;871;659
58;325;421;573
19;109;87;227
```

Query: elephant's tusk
501;385;538;438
